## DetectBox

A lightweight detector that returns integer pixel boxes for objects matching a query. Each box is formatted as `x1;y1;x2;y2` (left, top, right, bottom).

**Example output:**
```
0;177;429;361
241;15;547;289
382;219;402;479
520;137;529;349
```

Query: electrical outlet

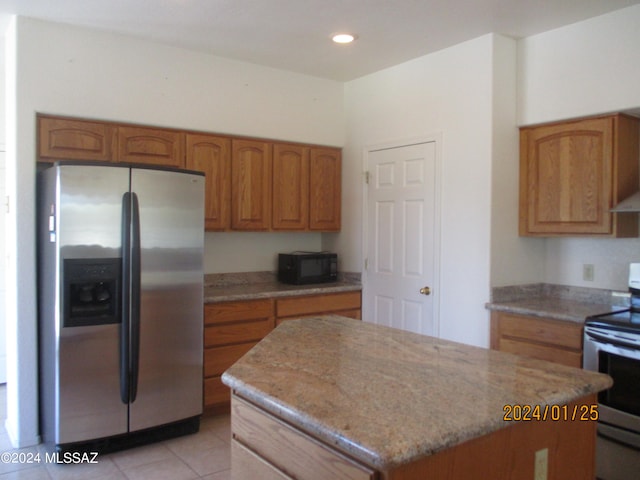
583;264;595;282
534;448;548;480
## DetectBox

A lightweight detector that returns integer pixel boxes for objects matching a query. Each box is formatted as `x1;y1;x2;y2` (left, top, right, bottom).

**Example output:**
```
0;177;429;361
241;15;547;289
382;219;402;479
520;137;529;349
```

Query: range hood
611;191;640;212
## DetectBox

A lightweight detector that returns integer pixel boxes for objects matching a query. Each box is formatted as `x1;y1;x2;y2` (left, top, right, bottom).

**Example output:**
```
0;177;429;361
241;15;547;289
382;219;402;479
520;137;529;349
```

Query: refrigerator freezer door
128;168;204;432
56;165;129;444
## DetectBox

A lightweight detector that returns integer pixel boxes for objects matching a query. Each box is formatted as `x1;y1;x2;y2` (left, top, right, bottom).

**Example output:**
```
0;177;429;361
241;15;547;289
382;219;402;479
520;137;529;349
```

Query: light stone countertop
203;271;361;303
203;279;361;303
222;315;612;470
486;297;627;323
485;283;630;323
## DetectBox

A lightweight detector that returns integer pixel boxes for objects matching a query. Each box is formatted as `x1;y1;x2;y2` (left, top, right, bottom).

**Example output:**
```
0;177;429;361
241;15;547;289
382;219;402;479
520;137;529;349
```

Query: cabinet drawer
205;299;274;325
498;313;582;350
205;343;256;377
232;439;293;480
276;292;361;318
205;318;273;347
499;338;582;368
232;397;375;480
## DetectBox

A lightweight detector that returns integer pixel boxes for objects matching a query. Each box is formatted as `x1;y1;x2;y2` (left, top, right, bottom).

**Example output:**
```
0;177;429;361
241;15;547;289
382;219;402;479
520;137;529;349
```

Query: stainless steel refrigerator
37;162;204;453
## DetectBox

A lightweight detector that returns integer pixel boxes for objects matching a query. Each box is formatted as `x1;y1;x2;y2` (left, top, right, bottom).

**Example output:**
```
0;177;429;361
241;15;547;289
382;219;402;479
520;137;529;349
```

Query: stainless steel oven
584;312;640;480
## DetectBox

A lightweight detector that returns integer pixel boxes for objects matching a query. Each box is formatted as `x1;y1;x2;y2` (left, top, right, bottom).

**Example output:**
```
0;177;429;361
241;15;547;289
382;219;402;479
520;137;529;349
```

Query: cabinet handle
420;286;431;296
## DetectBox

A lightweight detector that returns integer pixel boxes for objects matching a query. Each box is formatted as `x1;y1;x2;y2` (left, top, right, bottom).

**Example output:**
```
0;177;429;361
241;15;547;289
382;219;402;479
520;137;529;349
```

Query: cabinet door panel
38;116;116;162
272;144;309;230
526;119;610;230
519;114;639;237
118;126;185;167
186;134;231;230
231;139;272;230
309;148;341;231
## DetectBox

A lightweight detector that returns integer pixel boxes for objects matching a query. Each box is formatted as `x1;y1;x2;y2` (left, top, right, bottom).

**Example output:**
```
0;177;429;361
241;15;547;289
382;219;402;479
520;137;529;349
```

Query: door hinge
364;258;368;270
364;171;370;184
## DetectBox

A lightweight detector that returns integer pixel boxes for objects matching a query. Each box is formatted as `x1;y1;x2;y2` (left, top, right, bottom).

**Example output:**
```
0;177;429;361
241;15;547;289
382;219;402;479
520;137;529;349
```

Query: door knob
420;286;431;296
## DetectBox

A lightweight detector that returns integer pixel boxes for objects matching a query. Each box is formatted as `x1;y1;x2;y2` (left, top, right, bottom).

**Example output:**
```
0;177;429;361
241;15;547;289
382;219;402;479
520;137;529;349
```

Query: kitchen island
222;315;612;480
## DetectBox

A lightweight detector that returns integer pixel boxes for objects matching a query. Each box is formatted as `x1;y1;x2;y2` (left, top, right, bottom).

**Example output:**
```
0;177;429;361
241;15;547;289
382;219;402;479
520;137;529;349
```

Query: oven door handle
585;329;640;350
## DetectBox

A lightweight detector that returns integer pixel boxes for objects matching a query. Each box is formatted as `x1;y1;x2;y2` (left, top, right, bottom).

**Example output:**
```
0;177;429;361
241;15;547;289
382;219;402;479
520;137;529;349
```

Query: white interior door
364;141;439;336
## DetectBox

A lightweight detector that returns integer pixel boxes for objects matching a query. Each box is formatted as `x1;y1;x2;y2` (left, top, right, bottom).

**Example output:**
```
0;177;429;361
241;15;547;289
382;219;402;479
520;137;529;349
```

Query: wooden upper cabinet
309;147;341;231
37;114;342;233
186;134;231;231
117;126;185;168
272;143;309;230
231;139;272;230
38;115;116;162
520;114;639;237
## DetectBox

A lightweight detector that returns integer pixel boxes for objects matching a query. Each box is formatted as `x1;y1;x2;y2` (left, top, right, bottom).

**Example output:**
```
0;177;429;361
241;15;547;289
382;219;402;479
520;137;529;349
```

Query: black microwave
278;252;338;285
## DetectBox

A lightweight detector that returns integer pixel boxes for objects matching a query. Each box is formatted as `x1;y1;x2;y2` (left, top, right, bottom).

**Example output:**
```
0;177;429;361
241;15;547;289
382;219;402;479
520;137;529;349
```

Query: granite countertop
486;283;630;323
222;315;612;470
203;271;361;303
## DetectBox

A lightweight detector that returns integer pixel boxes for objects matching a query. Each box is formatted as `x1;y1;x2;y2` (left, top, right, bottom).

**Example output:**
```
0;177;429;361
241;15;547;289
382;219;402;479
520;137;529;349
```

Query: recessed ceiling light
332;33;356;44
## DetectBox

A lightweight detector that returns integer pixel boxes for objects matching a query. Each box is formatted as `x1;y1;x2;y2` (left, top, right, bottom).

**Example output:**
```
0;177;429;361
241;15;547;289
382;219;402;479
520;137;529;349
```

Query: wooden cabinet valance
37;114;341;232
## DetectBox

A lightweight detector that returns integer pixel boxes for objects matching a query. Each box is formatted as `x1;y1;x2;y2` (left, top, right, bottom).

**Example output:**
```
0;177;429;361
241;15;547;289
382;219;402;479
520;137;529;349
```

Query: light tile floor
0;385;232;479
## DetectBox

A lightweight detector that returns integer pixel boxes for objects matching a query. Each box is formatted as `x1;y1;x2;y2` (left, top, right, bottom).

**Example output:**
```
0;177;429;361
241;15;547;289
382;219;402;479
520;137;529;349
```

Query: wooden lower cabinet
490;311;583;368
231;394;597;480
204;290;362;413
232;396;376;480
204;299;275;413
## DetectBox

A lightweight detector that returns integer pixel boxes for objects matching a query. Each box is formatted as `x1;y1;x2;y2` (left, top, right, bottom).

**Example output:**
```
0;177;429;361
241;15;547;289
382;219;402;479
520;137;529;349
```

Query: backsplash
491;283;630;307
204;271;361;287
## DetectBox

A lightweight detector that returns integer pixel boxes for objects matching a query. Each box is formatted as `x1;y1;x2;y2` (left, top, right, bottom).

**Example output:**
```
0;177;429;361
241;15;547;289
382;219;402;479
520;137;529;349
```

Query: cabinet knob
420;286;431;296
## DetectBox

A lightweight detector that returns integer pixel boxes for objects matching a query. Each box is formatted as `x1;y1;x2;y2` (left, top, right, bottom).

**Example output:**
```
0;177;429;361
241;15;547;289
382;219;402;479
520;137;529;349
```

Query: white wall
19;17;345;273
205;232;321;273
7;16;344;447
340;34;522;348
0;29;6;384
518;4;640;290
490;35;546;287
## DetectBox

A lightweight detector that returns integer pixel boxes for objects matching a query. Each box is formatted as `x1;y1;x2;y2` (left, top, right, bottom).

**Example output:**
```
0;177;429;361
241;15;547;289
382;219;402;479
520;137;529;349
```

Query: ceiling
0;0;639;81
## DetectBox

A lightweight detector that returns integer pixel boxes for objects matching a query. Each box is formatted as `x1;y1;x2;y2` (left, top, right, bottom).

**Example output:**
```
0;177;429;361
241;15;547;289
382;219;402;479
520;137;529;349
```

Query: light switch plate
583;264;595;282
534;448;548;480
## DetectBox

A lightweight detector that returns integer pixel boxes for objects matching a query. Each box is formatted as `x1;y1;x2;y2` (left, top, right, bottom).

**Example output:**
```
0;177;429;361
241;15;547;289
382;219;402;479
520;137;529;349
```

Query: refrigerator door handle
130;192;141;403
120;192;131;404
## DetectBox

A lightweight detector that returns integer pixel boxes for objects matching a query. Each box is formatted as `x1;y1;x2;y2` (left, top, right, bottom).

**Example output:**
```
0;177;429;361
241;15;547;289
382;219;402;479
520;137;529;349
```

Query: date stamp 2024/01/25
503;403;599;422
1;450;99;465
